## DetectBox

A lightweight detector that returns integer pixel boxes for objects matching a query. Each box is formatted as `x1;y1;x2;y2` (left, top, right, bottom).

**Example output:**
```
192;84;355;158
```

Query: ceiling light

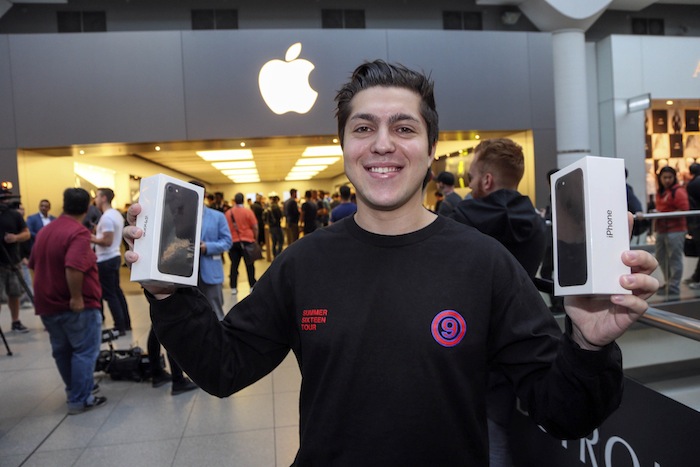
240;142;246;147
220;169;259;176
212;161;256;170
291;165;326;172
229;175;260;183
285;174;314;181
155;146;161;151
666;100;674;106
302;145;343;157
295;157;341;166
198;150;253;161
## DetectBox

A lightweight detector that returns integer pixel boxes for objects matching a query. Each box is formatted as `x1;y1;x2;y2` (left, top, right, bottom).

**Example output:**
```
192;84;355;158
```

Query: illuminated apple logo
258;43;318;115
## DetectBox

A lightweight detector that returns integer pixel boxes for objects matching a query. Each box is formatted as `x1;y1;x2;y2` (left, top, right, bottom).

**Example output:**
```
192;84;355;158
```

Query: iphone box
130;174;204;287
551;156;631;296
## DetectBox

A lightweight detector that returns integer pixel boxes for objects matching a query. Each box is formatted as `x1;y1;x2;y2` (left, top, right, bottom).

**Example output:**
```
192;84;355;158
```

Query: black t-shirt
301;200;318;234
0;207;27;265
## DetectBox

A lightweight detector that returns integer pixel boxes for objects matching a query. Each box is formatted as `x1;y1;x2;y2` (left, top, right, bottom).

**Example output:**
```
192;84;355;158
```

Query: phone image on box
158;182;198;277
555;168;588;287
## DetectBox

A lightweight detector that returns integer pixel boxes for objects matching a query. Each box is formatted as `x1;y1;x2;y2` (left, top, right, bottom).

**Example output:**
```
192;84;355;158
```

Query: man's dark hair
335;60;438;149
339;185;351;200
690;163;700;177
234;193;244;204
63;188;90;215
305;190;312;199
97;187;115;203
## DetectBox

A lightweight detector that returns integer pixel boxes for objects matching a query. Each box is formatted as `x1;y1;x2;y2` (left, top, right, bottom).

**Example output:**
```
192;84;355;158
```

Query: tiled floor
0;260;301;467
2;254;700;466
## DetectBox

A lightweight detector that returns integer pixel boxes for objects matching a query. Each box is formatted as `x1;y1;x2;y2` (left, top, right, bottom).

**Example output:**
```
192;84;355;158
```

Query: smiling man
124;61;659;465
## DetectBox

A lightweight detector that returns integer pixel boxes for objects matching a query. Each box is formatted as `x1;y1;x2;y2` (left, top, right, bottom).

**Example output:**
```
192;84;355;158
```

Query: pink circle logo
431;310;467;347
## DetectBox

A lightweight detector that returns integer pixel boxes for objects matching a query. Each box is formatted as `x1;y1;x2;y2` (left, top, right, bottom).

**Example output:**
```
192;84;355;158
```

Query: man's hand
565;212;659;350
69;296;85;313
123;203;178;298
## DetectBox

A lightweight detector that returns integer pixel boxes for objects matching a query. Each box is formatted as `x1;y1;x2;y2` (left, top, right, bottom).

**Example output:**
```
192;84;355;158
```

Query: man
329;185;357;223
685;163;700;287
190;181;232;320
451;138;548;466
26;199;56;246
251;193;265;246
452;138;547;276
263;195;284;258
301;190;318;235
29;188;106;415
435;170;462;216
124;61;658;464
0;189;31;333
225;193;258;295
91;188;131;334
283;188;300;246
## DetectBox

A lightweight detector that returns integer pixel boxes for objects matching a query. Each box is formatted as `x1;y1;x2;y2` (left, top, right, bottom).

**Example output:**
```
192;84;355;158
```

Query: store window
57;11;106;33
191;9;238;30
631;18;665;35
443;11;483;31
321;9;365;29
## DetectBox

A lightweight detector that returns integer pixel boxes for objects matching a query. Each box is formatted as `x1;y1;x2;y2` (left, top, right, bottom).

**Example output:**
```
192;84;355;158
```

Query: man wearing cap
0;189;31;333
435;171;463;217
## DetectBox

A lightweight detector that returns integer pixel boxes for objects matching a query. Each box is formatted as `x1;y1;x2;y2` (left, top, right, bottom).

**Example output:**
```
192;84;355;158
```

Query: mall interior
1;0;700;465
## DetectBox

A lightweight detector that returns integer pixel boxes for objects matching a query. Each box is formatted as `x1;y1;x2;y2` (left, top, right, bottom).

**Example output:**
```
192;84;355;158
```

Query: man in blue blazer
27;199;56;245
191;181;232;320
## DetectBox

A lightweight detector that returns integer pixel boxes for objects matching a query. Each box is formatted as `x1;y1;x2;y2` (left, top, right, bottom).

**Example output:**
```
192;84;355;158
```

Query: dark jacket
451;189;547;277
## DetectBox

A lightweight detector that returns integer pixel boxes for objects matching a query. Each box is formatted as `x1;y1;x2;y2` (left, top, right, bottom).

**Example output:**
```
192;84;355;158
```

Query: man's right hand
123;203;178;298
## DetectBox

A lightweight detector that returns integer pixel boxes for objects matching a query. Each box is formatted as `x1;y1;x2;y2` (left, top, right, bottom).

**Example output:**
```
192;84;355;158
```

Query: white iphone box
130;174;204;287
551;156;631;296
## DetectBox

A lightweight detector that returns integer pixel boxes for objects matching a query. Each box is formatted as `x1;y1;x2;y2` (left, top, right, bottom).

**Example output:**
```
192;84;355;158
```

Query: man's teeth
369;167;400;173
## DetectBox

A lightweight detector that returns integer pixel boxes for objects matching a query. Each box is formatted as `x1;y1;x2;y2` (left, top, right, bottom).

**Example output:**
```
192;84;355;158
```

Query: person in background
26;199;56;246
264;195;285;258
123;60;658;464
15;203;34;308
433;191;444;213
435;171;462;217
29;188;106;414
225;193;258;295
0;189;31;333
190;181;232;320
301;190;318;235
329;185;357;224
684;163;700;288
451;137;547;466
283;188;300;246
91;188;131;334
654;166;689;297
251;193;265;247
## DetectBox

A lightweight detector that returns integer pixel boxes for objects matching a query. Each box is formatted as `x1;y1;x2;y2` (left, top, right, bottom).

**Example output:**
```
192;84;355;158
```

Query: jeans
229;242;256;288
98;256;131;331
269;225;284;257
656;231;685;295
41;309;102;410
198;281;225;320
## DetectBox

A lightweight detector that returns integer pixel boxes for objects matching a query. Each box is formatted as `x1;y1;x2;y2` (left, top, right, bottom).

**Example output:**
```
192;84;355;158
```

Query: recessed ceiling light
240;142;246;147
285;174;314;181
291;165;326;172
295;157;340;166
666;100;674;106
229;175;260;183
155;146;161;151
302;145;343;157
198;150;253;161
220;169;259;176
212;161;256;170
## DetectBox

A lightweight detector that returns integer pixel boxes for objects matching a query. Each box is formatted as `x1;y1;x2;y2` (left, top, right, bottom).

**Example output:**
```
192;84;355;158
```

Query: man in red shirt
29;188;106;415
225;192;259;295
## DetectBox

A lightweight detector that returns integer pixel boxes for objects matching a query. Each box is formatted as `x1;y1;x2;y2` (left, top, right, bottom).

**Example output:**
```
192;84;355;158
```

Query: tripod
0;242;32;356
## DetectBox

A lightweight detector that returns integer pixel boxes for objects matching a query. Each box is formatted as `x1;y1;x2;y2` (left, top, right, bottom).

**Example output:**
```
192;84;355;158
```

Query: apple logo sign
258;42;318;115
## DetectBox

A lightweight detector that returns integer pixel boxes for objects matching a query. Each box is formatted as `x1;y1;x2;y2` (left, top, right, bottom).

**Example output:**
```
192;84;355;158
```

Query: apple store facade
1;29;699;212
0;29;559;211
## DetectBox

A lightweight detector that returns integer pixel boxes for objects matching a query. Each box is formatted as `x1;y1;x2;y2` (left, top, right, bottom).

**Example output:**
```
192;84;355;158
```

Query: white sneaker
231;288;238;295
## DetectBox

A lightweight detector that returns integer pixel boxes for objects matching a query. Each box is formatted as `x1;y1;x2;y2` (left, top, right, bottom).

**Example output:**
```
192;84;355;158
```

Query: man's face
468;155;487;199
342;86;434;213
39;201;50;216
660;172;675;189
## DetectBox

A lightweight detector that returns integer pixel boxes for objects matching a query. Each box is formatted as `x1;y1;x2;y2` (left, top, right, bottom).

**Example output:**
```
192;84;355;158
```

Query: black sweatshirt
149;215;623;466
